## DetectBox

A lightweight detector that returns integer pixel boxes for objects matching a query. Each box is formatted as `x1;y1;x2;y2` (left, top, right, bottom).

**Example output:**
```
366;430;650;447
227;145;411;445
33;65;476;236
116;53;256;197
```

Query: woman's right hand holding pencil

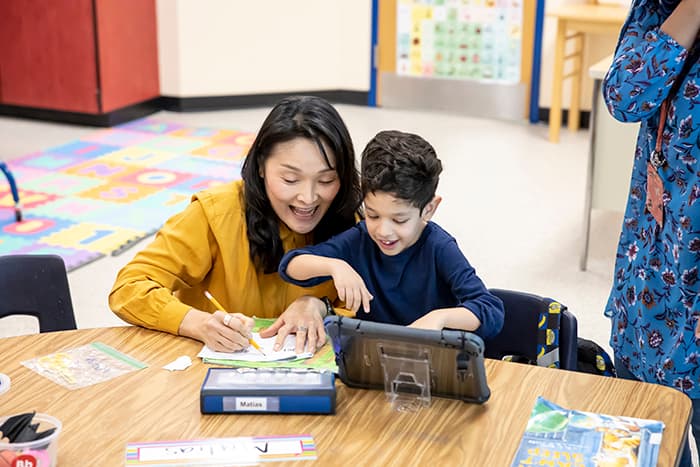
179;302;254;352
210;310;255;352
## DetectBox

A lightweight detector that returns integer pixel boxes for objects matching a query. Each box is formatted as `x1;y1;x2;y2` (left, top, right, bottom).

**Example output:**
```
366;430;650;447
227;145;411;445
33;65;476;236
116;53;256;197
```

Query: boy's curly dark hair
361;130;442;211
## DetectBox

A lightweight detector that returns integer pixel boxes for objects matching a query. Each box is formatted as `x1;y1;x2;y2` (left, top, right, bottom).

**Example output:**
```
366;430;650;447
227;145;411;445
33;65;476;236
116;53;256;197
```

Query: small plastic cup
0;413;61;467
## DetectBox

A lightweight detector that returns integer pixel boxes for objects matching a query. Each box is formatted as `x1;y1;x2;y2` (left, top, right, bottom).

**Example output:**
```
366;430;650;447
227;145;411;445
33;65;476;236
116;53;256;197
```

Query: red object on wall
0;0;159;115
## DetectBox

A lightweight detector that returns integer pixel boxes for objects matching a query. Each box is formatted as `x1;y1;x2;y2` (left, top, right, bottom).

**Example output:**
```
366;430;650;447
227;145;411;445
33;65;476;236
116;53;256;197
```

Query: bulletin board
373;0;539;121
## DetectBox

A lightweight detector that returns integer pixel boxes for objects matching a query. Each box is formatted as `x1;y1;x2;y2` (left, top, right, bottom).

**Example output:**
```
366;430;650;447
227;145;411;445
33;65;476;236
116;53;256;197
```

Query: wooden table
0;327;691;465
547;3;628;143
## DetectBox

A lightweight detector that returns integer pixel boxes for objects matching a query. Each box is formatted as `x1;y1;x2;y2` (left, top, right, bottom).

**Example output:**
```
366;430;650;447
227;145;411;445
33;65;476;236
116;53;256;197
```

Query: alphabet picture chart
396;0;523;83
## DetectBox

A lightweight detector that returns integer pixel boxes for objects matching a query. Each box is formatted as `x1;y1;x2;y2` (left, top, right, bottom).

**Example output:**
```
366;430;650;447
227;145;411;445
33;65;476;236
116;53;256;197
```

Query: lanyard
650;45;700;168
650;100;669;168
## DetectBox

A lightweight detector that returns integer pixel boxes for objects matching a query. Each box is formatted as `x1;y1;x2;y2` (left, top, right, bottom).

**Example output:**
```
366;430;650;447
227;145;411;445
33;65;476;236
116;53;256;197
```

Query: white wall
156;0;372;97
592;79;638;211
156;1;181;95
155;0;625;112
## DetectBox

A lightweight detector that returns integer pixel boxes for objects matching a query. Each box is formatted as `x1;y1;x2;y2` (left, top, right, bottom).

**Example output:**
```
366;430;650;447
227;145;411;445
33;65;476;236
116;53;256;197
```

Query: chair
0;254;77;332
484;288;578;370
546;3;628;143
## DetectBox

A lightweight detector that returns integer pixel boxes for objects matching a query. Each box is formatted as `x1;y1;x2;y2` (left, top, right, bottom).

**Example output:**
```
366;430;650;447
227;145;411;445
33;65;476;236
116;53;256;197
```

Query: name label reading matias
237;397;267;410
221;396;281;412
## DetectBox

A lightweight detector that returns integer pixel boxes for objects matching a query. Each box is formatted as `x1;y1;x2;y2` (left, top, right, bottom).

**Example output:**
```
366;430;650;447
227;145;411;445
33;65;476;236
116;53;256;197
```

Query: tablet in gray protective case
324;316;491;404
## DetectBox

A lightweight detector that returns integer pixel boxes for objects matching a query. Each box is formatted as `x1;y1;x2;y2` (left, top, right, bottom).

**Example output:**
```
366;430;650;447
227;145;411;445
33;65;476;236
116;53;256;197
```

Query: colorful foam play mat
0;118;252;271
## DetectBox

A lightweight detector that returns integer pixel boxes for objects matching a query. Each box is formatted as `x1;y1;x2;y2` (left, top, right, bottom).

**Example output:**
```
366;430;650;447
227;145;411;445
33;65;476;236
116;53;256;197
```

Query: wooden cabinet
0;0;159;123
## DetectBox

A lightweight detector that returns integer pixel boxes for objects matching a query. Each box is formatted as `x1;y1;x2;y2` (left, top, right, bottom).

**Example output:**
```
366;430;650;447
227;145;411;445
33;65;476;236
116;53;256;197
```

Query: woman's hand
259;296;326;353
329;259;373;314
179;308;254;352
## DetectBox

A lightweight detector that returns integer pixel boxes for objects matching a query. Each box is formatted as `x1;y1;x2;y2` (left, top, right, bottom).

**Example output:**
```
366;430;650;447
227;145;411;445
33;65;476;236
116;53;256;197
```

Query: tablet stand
378;343;432;412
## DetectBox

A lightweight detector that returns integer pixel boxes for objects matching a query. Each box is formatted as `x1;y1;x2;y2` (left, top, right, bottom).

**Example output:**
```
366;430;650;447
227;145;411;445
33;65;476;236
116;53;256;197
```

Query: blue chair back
0;254;76;333
485;288;578;370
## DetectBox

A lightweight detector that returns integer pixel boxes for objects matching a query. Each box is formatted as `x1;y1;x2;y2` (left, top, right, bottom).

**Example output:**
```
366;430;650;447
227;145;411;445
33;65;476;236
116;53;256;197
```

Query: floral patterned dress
603;0;700;397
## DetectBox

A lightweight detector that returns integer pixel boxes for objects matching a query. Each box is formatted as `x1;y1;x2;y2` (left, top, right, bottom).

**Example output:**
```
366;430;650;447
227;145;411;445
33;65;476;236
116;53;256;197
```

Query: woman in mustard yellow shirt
109;96;361;353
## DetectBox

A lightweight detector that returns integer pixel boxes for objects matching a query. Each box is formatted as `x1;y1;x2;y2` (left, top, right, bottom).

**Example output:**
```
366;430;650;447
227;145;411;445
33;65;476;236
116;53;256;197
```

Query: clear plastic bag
21;342;147;390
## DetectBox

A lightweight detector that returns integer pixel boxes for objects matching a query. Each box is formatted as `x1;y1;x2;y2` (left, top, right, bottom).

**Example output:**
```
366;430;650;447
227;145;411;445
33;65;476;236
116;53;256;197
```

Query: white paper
163;355;192;371
198;332;313;362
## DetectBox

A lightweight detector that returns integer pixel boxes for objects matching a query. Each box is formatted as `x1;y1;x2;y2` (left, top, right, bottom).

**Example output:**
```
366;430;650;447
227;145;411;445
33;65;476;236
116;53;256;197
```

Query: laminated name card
125;435;318;466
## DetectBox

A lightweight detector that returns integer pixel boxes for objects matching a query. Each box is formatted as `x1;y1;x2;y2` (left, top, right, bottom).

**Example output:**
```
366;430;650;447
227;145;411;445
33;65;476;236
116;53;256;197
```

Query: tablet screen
324;316;490;404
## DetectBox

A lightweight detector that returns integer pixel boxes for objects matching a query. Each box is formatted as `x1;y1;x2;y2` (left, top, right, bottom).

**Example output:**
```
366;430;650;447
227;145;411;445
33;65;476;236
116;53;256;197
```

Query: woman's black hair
241;95;361;273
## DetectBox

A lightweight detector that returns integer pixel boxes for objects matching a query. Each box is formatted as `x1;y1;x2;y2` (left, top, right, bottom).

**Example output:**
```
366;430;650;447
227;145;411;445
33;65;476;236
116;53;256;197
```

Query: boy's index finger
363;289;373;313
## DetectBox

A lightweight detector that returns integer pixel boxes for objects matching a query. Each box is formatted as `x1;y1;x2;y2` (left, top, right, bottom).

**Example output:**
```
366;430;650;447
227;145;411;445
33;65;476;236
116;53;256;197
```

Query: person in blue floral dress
604;0;700;464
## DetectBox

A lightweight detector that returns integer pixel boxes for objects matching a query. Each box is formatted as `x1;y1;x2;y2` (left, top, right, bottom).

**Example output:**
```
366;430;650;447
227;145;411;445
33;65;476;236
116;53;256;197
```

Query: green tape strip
91;342;148;369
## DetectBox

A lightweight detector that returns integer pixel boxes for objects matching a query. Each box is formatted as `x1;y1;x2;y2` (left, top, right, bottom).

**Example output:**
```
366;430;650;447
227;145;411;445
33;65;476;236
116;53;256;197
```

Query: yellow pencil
204;290;265;355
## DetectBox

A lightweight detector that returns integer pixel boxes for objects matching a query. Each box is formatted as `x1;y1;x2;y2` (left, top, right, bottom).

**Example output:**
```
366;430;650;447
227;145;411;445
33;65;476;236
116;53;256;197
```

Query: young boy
278;130;504;339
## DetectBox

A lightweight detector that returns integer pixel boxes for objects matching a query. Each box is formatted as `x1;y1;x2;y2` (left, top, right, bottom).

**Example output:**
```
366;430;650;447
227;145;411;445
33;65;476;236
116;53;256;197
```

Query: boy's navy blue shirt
278;221;504;339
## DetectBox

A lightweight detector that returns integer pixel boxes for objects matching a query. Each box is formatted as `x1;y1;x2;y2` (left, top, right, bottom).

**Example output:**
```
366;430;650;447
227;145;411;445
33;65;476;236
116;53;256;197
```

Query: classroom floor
0;105;622;355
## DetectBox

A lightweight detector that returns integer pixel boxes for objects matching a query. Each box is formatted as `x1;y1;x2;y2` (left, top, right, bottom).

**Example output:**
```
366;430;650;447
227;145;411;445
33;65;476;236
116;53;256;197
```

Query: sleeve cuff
651;28;686;53
161;300;194;335
278;250;333;287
